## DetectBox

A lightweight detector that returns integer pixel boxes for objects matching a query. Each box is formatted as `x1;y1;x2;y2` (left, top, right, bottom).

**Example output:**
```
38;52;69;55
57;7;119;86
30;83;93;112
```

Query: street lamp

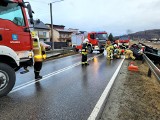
50;0;64;50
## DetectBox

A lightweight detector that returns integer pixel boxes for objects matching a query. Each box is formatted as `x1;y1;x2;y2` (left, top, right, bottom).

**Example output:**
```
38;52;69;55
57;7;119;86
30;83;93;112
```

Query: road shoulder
100;60;160;120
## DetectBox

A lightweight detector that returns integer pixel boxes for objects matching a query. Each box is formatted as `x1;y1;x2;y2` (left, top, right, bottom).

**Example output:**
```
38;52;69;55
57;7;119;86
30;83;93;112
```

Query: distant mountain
115;29;160;40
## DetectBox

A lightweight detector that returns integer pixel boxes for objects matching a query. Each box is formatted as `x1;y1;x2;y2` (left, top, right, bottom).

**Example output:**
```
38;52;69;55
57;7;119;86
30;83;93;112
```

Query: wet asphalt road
0;52;123;120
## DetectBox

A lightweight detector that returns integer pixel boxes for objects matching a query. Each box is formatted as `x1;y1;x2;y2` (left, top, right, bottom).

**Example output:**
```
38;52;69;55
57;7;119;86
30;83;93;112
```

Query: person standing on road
106;44;114;60
81;39;89;66
33;39;46;80
105;40;111;48
32;31;46;80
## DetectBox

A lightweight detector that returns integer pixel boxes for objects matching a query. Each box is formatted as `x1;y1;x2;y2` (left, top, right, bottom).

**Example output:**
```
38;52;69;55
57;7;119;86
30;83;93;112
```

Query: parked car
40;42;51;51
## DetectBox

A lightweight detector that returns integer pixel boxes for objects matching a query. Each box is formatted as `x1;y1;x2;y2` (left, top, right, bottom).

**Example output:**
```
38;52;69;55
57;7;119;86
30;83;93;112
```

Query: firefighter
121;43;126;49
124;49;135;60
106;44;114;60
113;44;121;59
105;40;111;48
32;31;46;80
81;40;89;66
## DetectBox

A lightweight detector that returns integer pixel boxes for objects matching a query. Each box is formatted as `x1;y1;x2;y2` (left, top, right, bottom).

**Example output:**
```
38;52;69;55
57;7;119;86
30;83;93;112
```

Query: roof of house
56;29;73;33
29;20;50;30
45;23;65;28
68;28;79;30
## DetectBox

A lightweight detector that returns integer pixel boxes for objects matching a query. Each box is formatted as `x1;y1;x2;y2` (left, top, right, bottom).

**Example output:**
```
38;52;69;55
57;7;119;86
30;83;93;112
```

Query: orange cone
128;62;139;72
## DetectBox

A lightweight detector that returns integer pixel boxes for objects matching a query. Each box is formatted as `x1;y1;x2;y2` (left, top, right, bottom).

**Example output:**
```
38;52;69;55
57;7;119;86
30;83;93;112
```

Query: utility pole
49;0;64;50
50;3;54;49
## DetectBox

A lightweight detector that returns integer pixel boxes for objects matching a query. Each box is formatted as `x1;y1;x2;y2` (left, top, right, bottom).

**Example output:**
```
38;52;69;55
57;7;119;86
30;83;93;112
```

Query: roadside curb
88;58;125;120
46;53;61;58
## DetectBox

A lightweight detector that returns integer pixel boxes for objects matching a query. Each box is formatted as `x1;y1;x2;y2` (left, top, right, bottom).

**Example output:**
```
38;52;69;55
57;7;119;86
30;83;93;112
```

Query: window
90;34;95;39
39;31;47;38
0;3;25;26
95;33;108;40
43;32;46;37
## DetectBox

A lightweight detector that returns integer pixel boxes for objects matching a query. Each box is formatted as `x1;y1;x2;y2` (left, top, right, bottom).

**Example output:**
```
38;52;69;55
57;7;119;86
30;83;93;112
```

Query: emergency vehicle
72;31;108;53
115;36;130;48
0;0;34;97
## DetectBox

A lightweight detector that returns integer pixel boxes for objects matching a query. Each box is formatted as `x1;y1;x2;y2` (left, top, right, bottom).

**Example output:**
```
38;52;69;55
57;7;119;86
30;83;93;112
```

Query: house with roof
29;19;50;42
46;24;73;47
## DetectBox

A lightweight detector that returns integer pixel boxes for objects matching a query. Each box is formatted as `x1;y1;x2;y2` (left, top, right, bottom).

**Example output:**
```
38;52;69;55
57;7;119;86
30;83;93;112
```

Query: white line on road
87;57;125;120
11;54;102;94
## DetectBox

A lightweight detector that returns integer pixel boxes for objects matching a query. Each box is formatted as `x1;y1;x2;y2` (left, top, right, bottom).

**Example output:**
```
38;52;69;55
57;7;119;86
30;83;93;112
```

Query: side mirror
90;34;95;39
27;4;33;18
27;4;34;24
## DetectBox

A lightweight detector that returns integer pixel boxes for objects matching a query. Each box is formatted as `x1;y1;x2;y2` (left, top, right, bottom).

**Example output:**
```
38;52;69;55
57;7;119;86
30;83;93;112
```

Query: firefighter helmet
114;44;117;48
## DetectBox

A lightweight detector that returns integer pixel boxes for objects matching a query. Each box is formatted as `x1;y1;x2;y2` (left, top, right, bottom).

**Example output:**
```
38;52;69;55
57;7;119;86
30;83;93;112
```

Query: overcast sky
29;0;160;36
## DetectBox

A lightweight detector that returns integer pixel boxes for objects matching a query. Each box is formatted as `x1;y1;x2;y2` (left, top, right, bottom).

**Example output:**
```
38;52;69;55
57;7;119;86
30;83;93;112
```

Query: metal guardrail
45;47;76;59
143;54;160;81
46;47;74;54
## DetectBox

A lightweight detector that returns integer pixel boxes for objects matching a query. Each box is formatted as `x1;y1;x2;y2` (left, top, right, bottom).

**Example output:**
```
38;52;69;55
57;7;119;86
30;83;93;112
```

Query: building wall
59;32;72;42
46;25;60;42
38;29;50;42
53;29;60;42
32;29;50;42
46;24;73;46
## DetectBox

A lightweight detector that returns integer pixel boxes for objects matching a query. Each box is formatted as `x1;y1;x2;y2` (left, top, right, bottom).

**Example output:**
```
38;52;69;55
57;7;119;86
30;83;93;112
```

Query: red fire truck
72;31;108;53
115;36;130;48
0;0;34;97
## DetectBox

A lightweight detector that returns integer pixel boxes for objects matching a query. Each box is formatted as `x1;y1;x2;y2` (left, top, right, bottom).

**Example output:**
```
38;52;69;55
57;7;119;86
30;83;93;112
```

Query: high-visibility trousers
106;49;113;60
125;50;135;60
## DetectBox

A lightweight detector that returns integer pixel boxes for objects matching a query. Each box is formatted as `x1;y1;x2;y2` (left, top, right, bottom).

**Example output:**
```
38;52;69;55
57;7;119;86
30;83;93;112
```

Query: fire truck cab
0;0;34;97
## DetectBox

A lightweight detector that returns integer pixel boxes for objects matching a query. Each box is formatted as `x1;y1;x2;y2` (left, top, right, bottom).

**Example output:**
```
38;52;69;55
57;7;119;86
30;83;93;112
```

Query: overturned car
129;43;159;64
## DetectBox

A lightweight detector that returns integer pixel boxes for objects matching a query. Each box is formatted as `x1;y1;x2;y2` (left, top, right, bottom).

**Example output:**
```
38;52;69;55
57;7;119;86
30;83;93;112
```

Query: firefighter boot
82;62;85;66
85;62;89;66
34;71;42;80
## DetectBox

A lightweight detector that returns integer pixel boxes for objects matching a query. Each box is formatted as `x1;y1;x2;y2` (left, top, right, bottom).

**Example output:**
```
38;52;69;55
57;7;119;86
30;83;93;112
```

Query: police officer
32;31;46;80
81;40;89;66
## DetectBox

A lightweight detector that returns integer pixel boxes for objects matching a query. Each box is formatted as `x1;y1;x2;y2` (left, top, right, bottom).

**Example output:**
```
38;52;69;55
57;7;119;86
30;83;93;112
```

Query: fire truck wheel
88;46;93;53
0;63;16;97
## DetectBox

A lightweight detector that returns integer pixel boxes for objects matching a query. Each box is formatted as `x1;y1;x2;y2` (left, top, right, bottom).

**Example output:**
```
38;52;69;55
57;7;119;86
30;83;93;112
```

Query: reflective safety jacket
81;43;88;55
105;40;111;48
33;40;46;62
106;45;114;51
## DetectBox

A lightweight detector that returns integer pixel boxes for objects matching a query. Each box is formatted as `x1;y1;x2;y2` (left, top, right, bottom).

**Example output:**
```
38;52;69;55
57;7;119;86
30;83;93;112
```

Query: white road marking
11;54;102;94
87;57;125;120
